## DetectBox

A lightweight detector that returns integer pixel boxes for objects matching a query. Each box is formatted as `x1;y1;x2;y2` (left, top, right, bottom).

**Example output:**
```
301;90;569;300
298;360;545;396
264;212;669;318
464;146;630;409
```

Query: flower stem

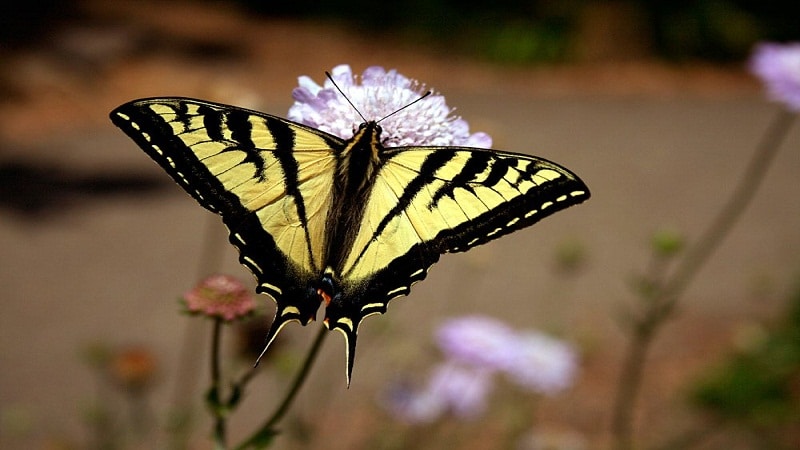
611;109;795;450
655;109;793;319
168;216;226;450
234;326;328;450
210;317;226;449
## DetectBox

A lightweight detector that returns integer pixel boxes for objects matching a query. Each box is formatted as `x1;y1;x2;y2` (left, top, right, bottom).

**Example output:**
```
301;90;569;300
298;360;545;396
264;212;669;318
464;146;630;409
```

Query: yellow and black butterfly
111;93;590;384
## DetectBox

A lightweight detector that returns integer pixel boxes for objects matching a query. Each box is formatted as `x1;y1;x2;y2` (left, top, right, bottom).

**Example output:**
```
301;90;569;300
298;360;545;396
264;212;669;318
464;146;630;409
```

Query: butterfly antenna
377;90;432;124
325;71;367;123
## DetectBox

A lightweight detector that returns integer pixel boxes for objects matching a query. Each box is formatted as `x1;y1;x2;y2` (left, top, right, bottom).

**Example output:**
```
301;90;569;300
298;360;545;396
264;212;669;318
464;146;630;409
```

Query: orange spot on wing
317;288;332;307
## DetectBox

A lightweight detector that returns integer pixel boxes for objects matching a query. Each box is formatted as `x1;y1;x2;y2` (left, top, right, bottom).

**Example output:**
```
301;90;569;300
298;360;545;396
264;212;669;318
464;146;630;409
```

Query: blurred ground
1;1;799;449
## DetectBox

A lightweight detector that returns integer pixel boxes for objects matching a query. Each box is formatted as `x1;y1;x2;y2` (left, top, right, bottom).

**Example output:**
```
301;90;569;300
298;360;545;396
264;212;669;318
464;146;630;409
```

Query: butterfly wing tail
322;245;441;385
255;313;293;367
255;286;320;365
326;320;359;387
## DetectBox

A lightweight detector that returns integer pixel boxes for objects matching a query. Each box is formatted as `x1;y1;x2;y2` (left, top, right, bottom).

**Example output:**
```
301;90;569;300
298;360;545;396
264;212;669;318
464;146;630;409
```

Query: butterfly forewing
341;147;589;283
110;97;341;289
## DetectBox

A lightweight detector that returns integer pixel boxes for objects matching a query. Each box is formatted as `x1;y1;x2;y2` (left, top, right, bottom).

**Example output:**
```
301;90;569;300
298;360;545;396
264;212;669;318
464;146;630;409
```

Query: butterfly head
350;121;385;150
356;121;382;133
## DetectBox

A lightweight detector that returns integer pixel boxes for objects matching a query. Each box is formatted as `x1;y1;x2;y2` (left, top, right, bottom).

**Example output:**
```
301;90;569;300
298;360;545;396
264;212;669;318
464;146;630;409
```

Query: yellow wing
323;145;589;347
110;98;342;318
343;147;589;284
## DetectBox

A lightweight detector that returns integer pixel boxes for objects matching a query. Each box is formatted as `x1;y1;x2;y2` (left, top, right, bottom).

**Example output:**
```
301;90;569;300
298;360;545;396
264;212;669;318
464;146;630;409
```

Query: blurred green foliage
690;281;800;447
241;0;800;62
650;228;685;258
640;0;800;61
3;1;798;62
250;0;583;63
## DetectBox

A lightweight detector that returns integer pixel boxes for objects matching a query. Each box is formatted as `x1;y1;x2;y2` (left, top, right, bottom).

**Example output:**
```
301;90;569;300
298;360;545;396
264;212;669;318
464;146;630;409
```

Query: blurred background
2;1;799;449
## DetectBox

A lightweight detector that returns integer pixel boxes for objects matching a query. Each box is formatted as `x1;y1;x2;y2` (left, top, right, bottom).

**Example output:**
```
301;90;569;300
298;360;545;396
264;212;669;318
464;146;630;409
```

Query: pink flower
183;274;256;321
749;42;800;112
288;64;492;148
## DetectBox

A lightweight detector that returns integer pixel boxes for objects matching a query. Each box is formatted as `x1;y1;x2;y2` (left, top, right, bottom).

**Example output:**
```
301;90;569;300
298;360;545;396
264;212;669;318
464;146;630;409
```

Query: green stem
234;326;328;450
611;317;656;450
169;216;227;450
611;109;795;450
656;109;794;319
211;317;226;449
232;349;263;394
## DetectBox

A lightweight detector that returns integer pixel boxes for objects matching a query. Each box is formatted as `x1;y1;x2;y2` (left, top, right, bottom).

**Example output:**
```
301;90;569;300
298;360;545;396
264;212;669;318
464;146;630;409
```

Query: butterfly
110;93;590;384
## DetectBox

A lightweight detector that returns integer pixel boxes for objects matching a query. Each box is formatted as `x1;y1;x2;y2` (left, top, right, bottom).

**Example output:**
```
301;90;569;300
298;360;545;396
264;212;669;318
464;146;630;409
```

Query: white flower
288;64;492;148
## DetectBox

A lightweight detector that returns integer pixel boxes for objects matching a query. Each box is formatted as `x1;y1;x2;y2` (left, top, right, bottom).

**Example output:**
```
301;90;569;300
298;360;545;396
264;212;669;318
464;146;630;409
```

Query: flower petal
504;331;578;395
182;274;256;321
749;42;800;112
296;75;322;96
287;65;493;147
436;315;520;371
427;362;493;419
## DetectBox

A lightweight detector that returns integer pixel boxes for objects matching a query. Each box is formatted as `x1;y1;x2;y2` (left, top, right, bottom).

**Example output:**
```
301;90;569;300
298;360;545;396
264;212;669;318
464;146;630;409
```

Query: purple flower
381;379;443;424
288;64;492;147
437;315;578;395
426;362;493;419
381;362;493;423
749;42;800;112
504;331;578;396
382;316;578;424
436;315;521;372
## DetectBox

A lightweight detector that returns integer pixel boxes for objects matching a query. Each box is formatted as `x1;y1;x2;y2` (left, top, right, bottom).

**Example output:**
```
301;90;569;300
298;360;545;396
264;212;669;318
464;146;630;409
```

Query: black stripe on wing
266;117;321;272
429;151;591;253
111;99;251;218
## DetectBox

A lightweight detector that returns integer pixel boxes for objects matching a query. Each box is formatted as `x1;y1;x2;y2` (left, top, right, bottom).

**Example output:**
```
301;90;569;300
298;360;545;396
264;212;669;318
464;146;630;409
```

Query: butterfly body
111;97;590;384
325;122;383;273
